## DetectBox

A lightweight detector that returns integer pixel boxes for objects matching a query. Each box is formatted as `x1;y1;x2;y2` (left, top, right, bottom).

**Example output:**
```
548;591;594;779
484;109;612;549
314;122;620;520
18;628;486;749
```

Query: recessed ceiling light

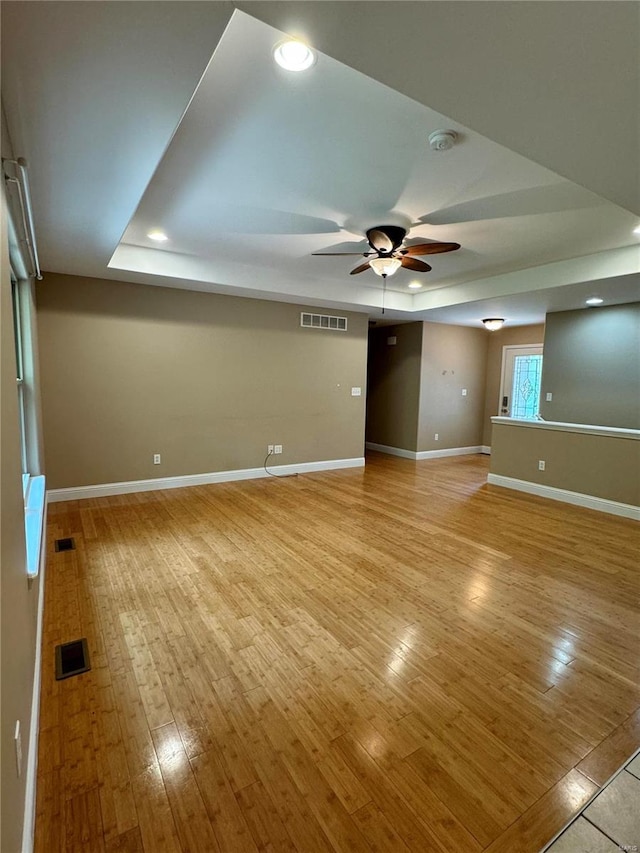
408;282;422;289
147;230;168;242
633;225;640;235
273;40;316;71
586;297;603;305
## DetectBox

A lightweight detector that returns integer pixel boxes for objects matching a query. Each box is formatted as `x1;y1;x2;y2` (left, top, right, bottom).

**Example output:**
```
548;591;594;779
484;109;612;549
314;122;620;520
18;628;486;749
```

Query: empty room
1;3;639;852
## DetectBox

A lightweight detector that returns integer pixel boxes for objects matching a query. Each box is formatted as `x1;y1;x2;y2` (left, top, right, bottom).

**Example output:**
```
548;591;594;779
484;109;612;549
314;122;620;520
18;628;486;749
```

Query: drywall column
540;304;640;429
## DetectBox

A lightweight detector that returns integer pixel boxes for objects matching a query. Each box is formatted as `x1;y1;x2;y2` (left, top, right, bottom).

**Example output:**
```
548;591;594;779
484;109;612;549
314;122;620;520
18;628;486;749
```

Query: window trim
11;275;46;577
11;279;29;476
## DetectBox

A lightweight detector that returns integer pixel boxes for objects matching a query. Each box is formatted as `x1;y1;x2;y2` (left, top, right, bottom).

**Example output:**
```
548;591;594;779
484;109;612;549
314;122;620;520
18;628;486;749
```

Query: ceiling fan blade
401;256;432;272
367;229;394;253
312;252;375;256
350;260;373;275
402;241;461;256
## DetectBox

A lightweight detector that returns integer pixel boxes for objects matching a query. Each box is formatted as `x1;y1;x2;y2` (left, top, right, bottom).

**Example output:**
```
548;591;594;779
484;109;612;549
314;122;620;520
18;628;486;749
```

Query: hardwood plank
35;769;66;853
129;762;181;853
483;768;599;853
104;827;144;852
191;748;259;852
64;787;105;852
577;708;640;786
151;722;221;853
235;781;297;852
351;801;411;852
316;742;372;815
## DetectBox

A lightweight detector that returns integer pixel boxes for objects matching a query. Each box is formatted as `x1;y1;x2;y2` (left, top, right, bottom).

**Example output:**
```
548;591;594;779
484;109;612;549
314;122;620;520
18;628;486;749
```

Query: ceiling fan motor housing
366;225;407;253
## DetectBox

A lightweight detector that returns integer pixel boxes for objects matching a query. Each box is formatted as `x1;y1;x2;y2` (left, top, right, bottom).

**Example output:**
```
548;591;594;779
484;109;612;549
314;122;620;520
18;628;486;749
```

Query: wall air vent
300;313;347;331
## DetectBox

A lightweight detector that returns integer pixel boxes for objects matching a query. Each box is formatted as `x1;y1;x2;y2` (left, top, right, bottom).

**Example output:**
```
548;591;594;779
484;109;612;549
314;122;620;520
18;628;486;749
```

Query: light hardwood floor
36;453;640;852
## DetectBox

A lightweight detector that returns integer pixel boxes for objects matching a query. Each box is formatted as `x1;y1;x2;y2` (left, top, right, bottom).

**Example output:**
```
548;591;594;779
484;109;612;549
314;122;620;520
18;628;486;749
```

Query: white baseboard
22;494;48;853
365;442;416;459
366;442;484;461
481;445;491;455
487;473;640;520
416;445;484;461
46;457;365;503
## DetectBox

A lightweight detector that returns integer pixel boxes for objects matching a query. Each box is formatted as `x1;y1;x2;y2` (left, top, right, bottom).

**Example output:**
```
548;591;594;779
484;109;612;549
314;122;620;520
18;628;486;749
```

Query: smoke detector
428;129;457;151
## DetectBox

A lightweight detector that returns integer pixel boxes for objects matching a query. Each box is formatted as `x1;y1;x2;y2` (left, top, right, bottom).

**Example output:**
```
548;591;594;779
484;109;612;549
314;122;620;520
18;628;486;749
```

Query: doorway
499;344;544;418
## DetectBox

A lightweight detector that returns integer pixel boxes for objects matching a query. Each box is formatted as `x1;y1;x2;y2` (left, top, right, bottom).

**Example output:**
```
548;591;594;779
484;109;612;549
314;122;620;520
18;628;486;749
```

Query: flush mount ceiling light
408;282;422;289
586;297;603;305
273;40;316;71
633;225;640;235
369;257;402;277
482;318;505;331
147;230;168;242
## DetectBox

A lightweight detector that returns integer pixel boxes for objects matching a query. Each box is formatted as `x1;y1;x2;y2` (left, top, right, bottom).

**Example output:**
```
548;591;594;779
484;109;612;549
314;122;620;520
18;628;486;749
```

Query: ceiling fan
313;225;460;278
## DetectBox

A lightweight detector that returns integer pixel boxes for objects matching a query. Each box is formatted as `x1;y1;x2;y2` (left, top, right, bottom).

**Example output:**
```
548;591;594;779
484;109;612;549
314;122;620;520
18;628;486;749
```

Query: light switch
545;392;553;401
351;387;362;396
387;336;397;346
461;389;467;396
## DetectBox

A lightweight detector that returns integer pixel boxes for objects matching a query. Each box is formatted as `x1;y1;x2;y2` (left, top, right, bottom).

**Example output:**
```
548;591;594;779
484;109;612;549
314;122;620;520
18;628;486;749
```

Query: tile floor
543;751;640;852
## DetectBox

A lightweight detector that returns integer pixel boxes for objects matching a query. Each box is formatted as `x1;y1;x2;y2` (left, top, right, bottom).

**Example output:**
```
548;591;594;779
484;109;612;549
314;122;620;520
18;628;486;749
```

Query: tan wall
490;422;640;506
540;304;640;429
1;195;40;853
36;273;369;489
482;323;545;446
365;322;423;452
417;322;488;452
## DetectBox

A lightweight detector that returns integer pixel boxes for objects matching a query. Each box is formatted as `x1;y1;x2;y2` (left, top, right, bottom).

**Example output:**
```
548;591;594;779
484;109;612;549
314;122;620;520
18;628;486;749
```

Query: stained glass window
510;354;543;418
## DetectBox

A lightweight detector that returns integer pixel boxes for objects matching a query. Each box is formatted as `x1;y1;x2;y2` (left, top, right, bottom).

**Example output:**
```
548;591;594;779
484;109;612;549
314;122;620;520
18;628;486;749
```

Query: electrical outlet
14;721;22;778
268;445;274;455
538;460;546;471
434;433;439;441
274;445;283;454
153;454;161;465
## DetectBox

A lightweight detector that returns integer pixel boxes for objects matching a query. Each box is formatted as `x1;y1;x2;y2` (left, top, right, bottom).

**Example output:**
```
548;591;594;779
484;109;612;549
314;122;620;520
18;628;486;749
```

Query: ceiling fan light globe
370;257;402;277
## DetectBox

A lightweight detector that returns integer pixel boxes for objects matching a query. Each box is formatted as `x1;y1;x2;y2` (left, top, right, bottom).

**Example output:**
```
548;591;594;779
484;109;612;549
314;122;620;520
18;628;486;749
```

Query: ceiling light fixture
147;230;168;242
482;318;505;331
585;297;603;305
273;40;316;71
370;257;402;277
408;282;422;289
633;225;640;235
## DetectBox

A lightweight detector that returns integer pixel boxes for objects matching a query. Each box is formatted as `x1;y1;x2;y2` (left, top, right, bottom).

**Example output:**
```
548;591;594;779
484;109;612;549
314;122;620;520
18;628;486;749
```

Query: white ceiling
2;1;639;327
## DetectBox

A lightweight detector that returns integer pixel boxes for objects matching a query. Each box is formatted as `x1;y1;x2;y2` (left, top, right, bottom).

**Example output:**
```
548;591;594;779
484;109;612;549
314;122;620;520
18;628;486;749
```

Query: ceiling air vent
301;313;347;331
